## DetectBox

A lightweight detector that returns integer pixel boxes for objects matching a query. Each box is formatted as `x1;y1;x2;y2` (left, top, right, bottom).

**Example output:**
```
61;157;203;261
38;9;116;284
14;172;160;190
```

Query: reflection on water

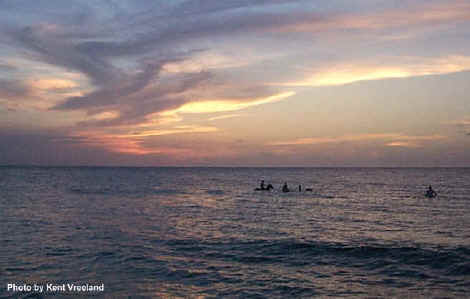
1;167;470;298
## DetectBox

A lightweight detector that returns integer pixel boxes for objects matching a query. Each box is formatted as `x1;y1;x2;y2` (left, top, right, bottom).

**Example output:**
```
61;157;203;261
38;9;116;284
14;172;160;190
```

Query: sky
0;0;470;166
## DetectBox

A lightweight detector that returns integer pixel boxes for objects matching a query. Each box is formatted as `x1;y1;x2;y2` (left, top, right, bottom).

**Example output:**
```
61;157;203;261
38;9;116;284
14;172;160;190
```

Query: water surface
1;167;469;298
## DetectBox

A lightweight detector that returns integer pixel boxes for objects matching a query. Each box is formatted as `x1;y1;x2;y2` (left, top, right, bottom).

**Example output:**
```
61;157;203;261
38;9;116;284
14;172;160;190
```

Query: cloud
4;25;118;86
169;91;295;114
280;56;470;87
2;11;286;127
277;0;470;33
385;141;420;148
3;0;466;125
68;70;213;128
0;125;217;164
113;125;218;139
0;75;84;111
5;1;297;62
0;120;223;166
53;60;176;110
30;78;78;90
0;79;31;100
269;133;446;146
0;127;93;165
70;124;219;155
208;114;242;121
162;51;264;74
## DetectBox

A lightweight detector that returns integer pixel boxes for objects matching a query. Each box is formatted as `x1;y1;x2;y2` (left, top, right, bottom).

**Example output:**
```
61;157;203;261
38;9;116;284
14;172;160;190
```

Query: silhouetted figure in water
282;182;290;193
298;185;302;192
255;181;273;191
425;185;437;198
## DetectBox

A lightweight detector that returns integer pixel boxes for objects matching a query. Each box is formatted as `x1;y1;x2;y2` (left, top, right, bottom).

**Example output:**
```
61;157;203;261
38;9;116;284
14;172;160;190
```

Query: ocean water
1;167;470;298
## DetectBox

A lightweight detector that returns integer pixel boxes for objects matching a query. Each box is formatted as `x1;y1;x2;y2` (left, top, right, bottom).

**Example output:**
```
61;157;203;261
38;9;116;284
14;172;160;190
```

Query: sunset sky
1;0;469;166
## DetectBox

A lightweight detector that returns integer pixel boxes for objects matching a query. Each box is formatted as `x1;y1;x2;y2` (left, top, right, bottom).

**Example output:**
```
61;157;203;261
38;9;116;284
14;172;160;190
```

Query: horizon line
1;164;470;169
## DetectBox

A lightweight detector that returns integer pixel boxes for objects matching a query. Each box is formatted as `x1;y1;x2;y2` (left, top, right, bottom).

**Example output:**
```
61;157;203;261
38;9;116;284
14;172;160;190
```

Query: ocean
1;167;469;298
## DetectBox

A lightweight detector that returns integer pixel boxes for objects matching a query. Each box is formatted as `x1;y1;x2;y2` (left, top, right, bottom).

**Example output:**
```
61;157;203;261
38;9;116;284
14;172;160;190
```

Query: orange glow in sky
1;0;470;166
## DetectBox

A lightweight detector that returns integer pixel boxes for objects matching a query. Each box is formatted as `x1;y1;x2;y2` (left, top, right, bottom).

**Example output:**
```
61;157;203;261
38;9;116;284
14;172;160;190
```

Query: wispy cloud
72;125;219;155
385;141;420;148
269;133;446;147
29;78;78;91
208;114;242;121
280;56;470;87
277;0;470;33
170;91;295;114
114;125;218;139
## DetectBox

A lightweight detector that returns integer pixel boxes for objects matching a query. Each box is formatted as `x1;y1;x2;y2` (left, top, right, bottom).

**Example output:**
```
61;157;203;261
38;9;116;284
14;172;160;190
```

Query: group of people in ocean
256;180;438;197
256;180;312;193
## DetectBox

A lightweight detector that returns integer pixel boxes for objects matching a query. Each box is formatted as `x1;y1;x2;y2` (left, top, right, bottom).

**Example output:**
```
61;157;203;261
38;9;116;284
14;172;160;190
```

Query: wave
165;238;470;277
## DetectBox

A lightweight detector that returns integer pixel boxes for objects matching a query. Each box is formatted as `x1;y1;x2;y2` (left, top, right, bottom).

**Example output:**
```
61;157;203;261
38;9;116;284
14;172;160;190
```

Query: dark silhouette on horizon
255;180;273;191
425;185;437;198
282;182;290;193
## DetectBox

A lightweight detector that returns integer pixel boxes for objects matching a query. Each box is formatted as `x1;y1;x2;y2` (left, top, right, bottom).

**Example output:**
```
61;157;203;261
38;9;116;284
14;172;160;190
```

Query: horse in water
255;184;274;191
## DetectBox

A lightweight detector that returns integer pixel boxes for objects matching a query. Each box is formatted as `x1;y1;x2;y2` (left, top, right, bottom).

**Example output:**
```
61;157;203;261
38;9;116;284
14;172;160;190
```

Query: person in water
282;182;290;193
255;180;273;191
426;185;437;198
